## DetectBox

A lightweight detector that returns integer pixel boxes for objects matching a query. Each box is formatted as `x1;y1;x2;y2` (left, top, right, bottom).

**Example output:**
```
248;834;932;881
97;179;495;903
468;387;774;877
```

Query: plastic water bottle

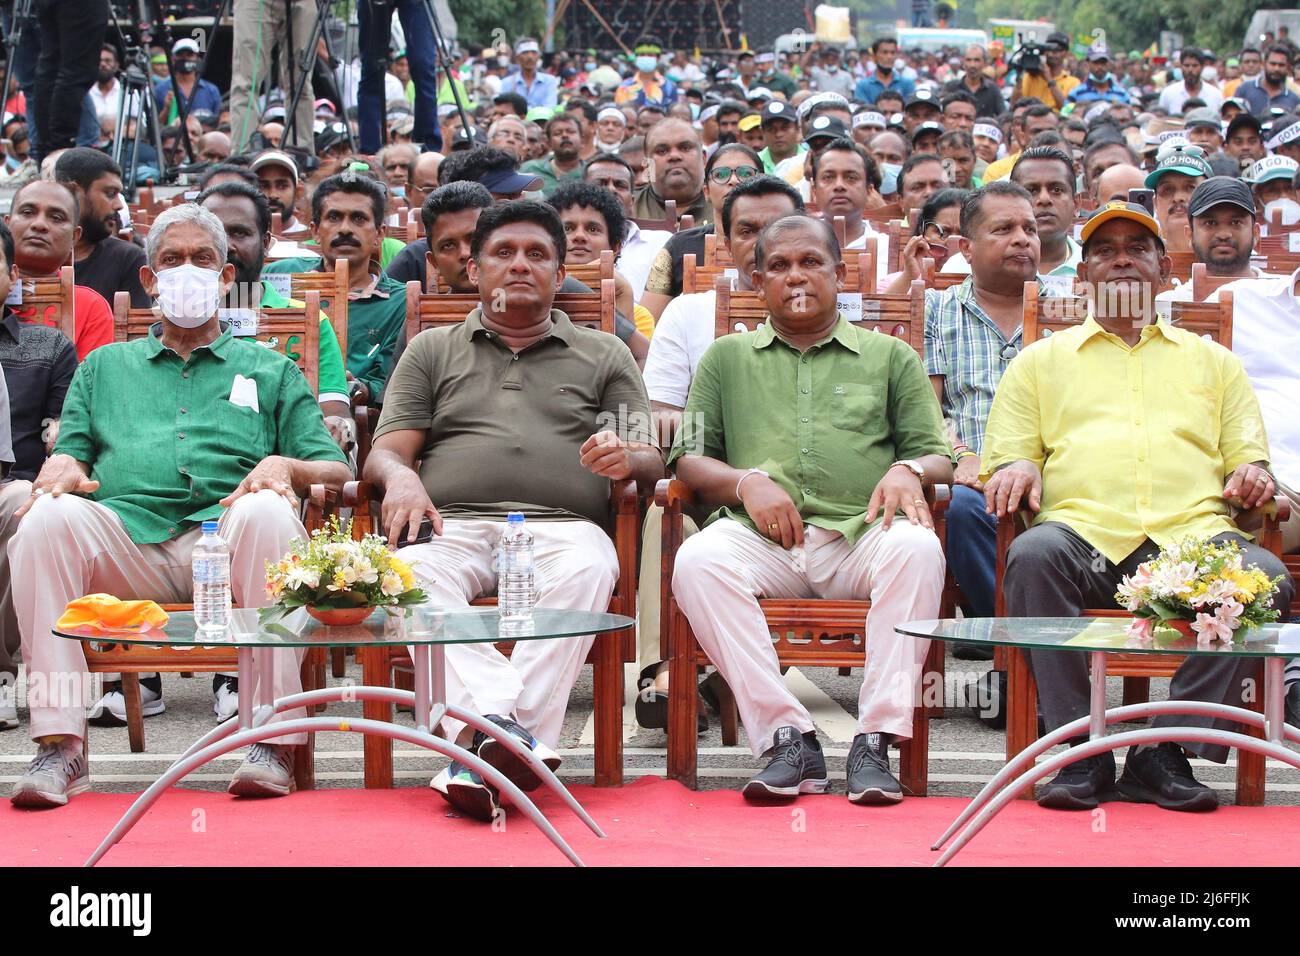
193;520;232;634
498;512;535;624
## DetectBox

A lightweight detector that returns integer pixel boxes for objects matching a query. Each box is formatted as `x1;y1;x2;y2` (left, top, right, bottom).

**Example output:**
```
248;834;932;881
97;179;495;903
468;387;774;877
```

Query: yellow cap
1079;200;1164;245
738;113;762;133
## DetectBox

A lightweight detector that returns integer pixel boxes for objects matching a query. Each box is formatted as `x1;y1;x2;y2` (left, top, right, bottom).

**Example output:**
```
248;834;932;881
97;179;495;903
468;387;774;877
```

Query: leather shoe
1037;745;1116;810
1116;742;1218;812
634;687;708;733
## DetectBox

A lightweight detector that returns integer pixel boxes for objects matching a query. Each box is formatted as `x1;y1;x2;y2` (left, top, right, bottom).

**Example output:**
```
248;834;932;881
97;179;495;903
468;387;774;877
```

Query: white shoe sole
227;773;295;798
847;787;904;805
742;776;831;799
11;775;91;809
90;697;165;727
0;716;18;731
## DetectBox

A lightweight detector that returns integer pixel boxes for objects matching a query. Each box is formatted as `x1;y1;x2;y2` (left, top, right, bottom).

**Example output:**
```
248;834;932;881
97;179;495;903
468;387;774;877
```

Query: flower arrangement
1116;537;1282;644
261;517;427;624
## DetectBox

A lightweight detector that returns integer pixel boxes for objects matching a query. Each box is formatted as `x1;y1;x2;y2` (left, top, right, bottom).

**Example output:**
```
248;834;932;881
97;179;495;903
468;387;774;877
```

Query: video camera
1007;35;1046;75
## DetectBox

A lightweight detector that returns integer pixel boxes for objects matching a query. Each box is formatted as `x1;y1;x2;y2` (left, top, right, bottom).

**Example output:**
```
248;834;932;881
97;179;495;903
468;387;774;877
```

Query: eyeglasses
709;165;760;184
921;222;951;241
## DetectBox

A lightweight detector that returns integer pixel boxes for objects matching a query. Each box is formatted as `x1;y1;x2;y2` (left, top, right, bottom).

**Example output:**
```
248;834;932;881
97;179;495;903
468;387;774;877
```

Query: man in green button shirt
669;214;953;806
518;114;585;197
8;203;350;809
262;173;407;408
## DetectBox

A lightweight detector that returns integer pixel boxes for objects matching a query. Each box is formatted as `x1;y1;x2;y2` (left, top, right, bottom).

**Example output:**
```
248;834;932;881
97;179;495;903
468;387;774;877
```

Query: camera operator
28;0;109;163
357;0;440;156
1012;31;1078;108
230;0;320;155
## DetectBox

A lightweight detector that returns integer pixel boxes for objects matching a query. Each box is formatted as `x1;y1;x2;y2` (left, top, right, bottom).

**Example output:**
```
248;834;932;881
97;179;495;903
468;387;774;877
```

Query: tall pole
545;0;555;53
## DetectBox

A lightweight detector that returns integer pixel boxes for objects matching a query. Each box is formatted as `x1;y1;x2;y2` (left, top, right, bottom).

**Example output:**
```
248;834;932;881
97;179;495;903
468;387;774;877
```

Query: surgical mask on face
497;56;510;68
635;56;658;74
176;59;199;74
585;61;597;71
689;103;700;119
155;264;222;328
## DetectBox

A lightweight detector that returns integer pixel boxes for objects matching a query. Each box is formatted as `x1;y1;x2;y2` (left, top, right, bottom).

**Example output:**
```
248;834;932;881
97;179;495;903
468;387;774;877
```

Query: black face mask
176;60;199;74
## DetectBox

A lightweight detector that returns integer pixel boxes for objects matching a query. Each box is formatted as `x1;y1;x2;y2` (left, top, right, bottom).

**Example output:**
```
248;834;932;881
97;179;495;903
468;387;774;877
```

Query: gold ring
768;523;779;530
912;498;925;506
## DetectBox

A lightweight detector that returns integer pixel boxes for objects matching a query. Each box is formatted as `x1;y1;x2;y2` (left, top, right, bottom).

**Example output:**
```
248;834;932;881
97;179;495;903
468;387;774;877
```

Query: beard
717;131;737;146
80;213;111;244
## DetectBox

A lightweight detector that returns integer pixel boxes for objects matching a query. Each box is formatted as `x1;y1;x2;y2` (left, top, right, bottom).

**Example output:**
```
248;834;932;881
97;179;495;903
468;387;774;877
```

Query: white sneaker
213;676;239;723
11;740;90;808
89;677;165;727
228;743;296;797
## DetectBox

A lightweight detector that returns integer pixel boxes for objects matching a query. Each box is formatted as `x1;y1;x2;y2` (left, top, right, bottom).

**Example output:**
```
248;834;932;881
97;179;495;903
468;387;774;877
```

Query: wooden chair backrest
111;290;323;392
1188;262;1267;301
1021;282;1233;349
1169;292;1233;346
287;257;348;354
713;274;926;355
1256;234;1294;256
864;202;903;229
1166;250;1194;283
632;199;679;233
922;258;966;291
1263;207;1300;235
13;266;76;344
887;220;912;273
403;278;616;344
1264;252;1300;275
406;206;425;243
562;250;615;288
684;250;875;296
703;230;732;267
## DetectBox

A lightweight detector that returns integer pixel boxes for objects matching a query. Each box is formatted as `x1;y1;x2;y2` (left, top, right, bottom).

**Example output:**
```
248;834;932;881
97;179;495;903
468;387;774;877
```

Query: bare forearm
286;457;351;494
674;455;752;509
917;453;953;486
627;443;665;491
361;447;416;490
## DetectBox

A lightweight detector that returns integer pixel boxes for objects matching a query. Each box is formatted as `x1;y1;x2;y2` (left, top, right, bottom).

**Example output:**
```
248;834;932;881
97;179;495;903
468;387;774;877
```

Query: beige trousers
0;479;29;677
672;518;944;756
228;0;319;154
9;489;309;744
396;518;618;748
635;503;699;673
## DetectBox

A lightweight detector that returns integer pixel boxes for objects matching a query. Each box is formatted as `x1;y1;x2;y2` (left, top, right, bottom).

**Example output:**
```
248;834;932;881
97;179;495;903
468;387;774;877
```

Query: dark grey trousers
1003;522;1294;763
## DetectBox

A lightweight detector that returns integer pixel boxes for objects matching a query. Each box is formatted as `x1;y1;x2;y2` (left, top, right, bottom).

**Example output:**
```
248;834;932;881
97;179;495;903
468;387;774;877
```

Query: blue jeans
946;483;997;617
357;0;440;154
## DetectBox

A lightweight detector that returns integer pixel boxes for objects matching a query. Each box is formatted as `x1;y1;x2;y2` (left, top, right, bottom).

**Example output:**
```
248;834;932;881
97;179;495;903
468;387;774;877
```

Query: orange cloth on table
55;594;170;632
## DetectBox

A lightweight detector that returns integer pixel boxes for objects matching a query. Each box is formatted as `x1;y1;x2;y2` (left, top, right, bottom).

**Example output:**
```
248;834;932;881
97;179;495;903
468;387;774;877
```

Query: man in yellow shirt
1013;32;1080;109
982;201;1292;813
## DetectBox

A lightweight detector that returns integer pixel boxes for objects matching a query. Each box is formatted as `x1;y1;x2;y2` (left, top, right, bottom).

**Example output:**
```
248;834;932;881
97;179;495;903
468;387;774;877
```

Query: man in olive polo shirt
364;201;661;823
670;214;953;806
8;203;350;808
263;172;406;408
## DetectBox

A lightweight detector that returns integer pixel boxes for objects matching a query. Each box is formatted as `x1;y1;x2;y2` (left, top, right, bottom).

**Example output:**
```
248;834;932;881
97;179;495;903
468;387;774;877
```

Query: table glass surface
54;607;634;648
896;618;1300;658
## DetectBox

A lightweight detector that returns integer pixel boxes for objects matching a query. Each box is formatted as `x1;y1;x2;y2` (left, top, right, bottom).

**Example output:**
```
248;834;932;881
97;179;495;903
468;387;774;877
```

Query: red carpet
3;777;1296;867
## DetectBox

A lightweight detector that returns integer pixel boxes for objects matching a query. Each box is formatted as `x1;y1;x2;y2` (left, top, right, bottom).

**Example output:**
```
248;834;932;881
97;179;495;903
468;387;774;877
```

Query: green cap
526;106;554;122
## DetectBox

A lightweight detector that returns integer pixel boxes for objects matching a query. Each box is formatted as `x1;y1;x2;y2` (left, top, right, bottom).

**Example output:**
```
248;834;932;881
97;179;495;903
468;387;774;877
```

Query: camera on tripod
1007;35;1047;75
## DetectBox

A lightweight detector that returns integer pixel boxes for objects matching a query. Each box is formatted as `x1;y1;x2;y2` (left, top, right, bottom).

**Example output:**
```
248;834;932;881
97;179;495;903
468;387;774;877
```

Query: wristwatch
890;459;926;484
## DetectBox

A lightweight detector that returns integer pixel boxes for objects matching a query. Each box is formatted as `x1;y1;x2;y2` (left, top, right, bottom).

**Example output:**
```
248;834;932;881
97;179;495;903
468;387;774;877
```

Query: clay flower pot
306;606;372;627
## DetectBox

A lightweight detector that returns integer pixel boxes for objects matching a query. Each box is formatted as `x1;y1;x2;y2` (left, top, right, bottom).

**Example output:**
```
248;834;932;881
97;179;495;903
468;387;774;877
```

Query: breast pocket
828;383;886;432
219;401;269;461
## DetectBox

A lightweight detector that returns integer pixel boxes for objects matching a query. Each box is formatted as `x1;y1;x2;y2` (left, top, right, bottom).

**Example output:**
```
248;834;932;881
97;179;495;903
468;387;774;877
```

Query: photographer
1012;31;1078;108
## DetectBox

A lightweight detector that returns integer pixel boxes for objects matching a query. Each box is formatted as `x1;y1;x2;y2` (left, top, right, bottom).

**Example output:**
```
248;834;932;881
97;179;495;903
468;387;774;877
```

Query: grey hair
145;202;228;269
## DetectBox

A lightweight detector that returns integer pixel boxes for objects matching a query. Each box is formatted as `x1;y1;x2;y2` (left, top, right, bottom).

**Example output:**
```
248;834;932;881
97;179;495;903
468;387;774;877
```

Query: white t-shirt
619;221;671;301
643;290;717;408
844;224;889;290
1157;80;1223;114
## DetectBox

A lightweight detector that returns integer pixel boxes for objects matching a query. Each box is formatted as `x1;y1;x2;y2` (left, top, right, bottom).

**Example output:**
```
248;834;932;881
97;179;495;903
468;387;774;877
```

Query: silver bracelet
735;467;770;500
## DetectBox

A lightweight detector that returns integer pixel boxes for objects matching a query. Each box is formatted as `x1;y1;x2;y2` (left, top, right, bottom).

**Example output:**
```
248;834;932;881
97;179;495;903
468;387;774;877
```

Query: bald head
413;152;442;192
1094;163;1146;204
198;131;231;164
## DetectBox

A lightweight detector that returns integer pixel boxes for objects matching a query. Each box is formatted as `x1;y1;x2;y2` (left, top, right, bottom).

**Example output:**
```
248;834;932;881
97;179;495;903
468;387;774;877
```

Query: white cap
172;38;200;55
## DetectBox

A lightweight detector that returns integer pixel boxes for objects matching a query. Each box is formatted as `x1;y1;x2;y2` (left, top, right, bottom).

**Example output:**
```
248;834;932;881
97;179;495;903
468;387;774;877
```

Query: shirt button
180;408;187;414
801;388;810;394
803;488;812;495
182;372;189;379
168;527;175;535
801;447;810;454
800;357;808;364
178;433;186;440
179;466;188;475
801;417;809;423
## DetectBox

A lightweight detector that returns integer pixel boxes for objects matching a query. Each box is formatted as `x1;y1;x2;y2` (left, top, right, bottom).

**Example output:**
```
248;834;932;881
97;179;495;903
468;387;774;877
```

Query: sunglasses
709;165;760;184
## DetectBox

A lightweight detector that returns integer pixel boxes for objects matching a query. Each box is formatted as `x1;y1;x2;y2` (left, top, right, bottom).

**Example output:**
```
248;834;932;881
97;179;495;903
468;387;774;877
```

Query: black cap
911;120;944;141
904;89;939;111
804;115;849;143
1045;31;1071;51
1225;112;1263;141
760;99;795;125
1187;176;1257;219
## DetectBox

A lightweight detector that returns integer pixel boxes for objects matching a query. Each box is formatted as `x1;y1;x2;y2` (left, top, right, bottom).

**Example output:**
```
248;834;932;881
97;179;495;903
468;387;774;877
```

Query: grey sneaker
846;732;903;805
228;743;296;797
742;727;830;800
11;741;90;808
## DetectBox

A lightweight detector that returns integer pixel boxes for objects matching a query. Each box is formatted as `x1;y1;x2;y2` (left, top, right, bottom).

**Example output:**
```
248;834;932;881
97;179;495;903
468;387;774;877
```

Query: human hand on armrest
14;453;99;519
1223;462;1275;511
867;464;933;531
954;453;984;491
983;460;1042;517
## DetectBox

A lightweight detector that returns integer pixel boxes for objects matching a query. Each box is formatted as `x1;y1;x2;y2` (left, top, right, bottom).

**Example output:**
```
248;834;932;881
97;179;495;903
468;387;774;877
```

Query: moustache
331;235;360;248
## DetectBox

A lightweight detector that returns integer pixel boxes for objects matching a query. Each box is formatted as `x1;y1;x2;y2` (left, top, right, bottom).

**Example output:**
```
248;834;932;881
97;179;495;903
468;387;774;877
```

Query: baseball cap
1265;114;1300;150
1080;200;1163;244
1045;31;1071;51
1183;108;1220;131
479;166;544;194
805;115;849;143
250;149;299;185
526;106;554;123
172;38;200;55
1187;176;1258;218
911;120;944;142
1143;147;1212;188
748;87;774;103
738;113;762;133
389;115;415;136
437;103;460;121
451;126;484;150
796;91;849;121
262;105;287;123
314;98;337;116
1087;42;1111;62
1244;155;1300;185
760;100;794;125
1220;97;1249;115
903;89;939;112
1226;112;1263;142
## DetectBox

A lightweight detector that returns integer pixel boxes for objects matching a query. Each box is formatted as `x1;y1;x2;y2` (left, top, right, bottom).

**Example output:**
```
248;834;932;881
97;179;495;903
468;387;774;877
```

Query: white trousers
672;518;944;756
9;489;308;744
395;518;617;748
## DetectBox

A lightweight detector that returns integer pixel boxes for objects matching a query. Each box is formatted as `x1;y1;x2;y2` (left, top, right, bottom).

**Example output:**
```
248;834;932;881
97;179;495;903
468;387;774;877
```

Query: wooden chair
406;206;425;243
1166;250;1195;283
921;258;967;291
1189;262;1262;301
864;202;903;230
702;231;732;268
658;274;945;790
288;257;349;355
340;475;639;788
562;249;615;289
632;198;679;233
402;278;616;346
1263;251;1300;276
14;266;77;343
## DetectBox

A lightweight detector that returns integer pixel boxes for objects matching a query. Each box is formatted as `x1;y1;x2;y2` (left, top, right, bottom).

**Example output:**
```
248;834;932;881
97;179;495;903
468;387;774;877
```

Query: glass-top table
897;617;1300;867
58;606;633;868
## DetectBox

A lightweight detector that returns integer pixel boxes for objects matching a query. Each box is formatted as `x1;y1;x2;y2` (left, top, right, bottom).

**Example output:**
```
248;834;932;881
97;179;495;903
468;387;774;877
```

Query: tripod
0;0;33;146
110;44;167;200
282;0;353;152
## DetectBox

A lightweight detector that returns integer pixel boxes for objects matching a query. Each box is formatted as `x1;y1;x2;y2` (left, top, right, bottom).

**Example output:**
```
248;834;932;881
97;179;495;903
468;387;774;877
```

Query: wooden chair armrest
303;484;338;530
654;478;696;509
342;480;380;508
1236;494;1291;557
611;478;639;514
929;483;950;515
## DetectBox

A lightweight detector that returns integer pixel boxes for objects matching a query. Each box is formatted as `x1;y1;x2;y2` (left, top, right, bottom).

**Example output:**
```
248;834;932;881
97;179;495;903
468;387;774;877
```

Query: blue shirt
1240;81;1300;116
498;70;560;108
853;71;915;105
153;77;223;118
1065;74;1131;106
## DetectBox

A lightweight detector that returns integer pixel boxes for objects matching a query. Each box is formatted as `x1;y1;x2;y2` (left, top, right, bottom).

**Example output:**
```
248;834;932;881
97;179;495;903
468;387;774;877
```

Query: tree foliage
447;0;547;49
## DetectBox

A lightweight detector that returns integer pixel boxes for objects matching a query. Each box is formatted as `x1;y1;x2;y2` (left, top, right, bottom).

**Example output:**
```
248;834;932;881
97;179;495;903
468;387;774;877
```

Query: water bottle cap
201;520;219;534
507;512;525;522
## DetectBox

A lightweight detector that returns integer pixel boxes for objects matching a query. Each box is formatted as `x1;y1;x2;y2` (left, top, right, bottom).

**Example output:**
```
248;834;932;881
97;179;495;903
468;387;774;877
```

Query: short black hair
1083;138;1138;176
493;92;529;117
917;188;969;235
705;141;762;179
871;37;897;54
1180;47;1206;64
198;180;272;236
941;91;977;111
1012;144;1075;185
548;180;627;247
53;147;122;192
311;172;387;227
809;137;881;191
421;180;493;238
545;114;581;137
754;214;838;271
876;89;905;105
198;163;257;189
960;180;1033;237
897;152;943;194
582;152;634;181
0;220;14;272
11;178;81;223
937;129;974;154
565;98;598;123
470;199;567;263
1020;104;1055;127
716;100;746;120
719;174;804;237
437;145;519;187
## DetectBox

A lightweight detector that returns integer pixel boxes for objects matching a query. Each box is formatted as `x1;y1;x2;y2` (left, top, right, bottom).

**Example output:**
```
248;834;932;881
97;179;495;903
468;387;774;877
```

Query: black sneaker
953;642;996;662
1037;746;1116;810
1285;681;1299;729
1116;742;1218;812
431;759;501;823
634;677;709;733
846;732;903;804
475;715;560;792
742;727;829;800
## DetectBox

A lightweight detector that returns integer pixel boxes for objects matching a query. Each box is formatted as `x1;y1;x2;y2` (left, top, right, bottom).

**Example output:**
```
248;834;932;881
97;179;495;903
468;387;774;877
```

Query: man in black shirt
0;221;77;727
53;148;150;309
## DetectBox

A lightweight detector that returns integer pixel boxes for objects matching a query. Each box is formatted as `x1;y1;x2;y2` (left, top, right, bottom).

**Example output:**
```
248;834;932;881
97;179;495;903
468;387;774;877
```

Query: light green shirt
668;315;951;546
259;280;348;404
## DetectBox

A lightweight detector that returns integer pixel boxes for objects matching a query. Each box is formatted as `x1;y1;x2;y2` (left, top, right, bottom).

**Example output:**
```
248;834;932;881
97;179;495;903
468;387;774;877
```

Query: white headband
853;111;886;129
972;123;1001;143
515;40;540;54
698;105;720;124
797;91;849;120
1267;121;1300;150
597;106;627;125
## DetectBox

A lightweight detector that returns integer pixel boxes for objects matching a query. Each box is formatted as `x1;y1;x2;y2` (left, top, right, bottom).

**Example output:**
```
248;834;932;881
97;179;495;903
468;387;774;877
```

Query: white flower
1125;618;1154;642
284;567;321;591
380;570;404;597
337;565;359;586
352;558;379;585
1151;561;1198;600
1192;611;1233;644
1213;599;1243;634
1198;578;1238;605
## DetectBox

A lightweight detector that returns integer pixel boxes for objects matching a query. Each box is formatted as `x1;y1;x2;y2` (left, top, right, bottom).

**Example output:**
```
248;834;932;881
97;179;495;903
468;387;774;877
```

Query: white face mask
635;56;659;74
155;264;222;329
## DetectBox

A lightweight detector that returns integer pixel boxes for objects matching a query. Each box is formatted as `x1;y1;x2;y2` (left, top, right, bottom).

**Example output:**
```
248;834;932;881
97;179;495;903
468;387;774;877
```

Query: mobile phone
1127;188;1154;215
942;157;957;186
397;517;434;545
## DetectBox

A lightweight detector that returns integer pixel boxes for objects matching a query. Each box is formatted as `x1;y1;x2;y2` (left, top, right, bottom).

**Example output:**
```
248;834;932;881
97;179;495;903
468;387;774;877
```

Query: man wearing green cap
1145;145;1210;256
617;42;677;109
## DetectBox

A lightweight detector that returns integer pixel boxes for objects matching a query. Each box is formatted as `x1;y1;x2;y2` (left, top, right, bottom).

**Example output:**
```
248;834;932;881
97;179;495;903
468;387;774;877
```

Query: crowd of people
0;16;1298;823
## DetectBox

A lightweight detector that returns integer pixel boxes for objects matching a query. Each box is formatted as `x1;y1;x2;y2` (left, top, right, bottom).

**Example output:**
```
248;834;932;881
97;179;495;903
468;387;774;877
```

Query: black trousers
31;0;106;158
1004;522;1294;763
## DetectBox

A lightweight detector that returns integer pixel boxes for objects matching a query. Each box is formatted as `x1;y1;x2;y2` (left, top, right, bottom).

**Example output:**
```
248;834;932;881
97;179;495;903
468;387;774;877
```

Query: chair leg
837;666;852;677
925;641;946;718
1005;649;1038;800
1121;676;1150;709
1236;663;1266;806
331;646;346;679
666;605;699;789
718;681;739;747
294;738;316;791
899;684;929;797
121;672;145;753
593;630;624;787
361;647;394;788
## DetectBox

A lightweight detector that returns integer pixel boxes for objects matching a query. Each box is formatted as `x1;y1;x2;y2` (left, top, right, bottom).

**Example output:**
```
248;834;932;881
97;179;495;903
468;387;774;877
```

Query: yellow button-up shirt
981;315;1271;563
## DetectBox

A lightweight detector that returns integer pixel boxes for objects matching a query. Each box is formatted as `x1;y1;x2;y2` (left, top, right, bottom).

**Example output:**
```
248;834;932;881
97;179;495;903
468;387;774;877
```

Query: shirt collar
0;306;19;343
752;313;861;353
1075;311;1173;349
463;306;575;346
145;320;234;360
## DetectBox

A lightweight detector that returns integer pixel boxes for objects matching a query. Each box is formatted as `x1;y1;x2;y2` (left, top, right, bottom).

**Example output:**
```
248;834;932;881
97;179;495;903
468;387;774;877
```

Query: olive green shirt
54;324;347;545
375;307;654;528
667;315;951;546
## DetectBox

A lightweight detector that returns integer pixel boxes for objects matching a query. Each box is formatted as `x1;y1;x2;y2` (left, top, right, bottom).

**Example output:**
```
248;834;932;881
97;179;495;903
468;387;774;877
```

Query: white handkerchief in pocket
229;374;260;413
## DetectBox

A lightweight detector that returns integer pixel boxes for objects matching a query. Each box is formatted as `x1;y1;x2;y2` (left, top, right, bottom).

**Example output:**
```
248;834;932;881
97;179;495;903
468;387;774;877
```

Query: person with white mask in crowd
594;106;629;154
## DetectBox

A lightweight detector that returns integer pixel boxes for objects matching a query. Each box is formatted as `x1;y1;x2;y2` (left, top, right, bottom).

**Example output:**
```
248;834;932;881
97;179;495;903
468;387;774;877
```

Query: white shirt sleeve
643;292;713;408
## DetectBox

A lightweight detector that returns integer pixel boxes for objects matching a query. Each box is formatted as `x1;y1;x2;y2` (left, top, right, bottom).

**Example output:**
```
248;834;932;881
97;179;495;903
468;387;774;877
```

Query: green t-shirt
55;325;347;544
266;238;406;272
519;158;583;198
258;280;349;403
